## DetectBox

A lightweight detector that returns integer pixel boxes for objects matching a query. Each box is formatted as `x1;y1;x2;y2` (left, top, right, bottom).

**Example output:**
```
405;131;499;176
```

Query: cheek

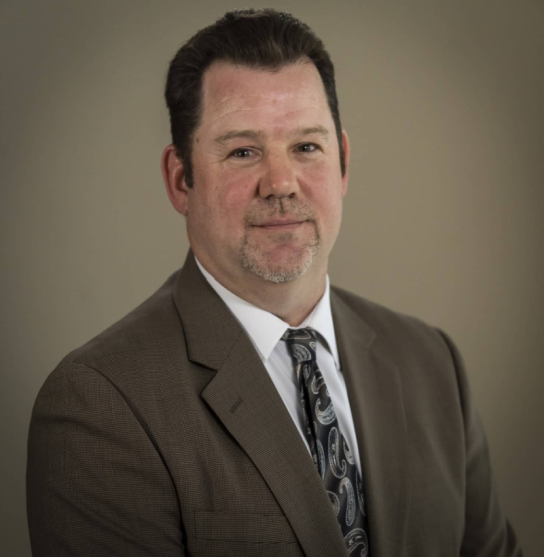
302;167;344;237
190;177;255;243
303;165;344;208
213;171;255;215
222;187;253;214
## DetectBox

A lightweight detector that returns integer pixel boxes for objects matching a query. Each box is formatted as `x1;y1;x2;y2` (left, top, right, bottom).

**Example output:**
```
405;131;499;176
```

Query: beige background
1;0;542;555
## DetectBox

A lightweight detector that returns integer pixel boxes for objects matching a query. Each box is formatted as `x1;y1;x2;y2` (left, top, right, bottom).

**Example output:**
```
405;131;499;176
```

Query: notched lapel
172;253;243;371
332;291;410;557
202;334;349;557
173;254;349;557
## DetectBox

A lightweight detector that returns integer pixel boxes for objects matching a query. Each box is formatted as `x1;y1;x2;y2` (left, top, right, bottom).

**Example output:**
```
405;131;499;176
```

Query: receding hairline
204;55;315;75
195;61;334;145
199;58;330;116
200;57;321;99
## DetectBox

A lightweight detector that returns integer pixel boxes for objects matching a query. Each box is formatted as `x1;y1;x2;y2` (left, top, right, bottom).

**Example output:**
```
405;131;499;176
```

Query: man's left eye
297;143;318;153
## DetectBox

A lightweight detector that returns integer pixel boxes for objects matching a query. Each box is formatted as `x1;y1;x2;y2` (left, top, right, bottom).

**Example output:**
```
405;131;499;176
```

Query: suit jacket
27;252;521;557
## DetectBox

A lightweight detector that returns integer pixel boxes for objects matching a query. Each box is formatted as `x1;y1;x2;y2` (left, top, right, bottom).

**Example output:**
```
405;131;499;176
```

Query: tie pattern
282;328;369;556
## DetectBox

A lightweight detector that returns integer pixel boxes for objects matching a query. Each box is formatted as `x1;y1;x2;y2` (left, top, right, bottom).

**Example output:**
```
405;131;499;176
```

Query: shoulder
53;269;186;383
330;285;454;365
330;287;469;438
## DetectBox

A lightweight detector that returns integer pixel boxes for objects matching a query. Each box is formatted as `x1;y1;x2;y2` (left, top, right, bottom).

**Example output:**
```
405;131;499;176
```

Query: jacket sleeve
27;363;184;557
438;331;523;557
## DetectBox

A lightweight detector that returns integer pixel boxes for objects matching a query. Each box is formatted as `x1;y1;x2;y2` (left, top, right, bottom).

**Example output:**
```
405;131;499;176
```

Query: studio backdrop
1;1;542;555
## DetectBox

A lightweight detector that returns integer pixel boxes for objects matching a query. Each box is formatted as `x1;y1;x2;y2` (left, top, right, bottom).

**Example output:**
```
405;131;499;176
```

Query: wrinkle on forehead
213;88;318;106
203;61;326;104
199;61;332;137
210;89;323;116
214;105;320;124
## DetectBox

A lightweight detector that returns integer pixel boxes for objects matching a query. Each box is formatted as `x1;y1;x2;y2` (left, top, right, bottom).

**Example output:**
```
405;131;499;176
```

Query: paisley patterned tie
282;328;369;556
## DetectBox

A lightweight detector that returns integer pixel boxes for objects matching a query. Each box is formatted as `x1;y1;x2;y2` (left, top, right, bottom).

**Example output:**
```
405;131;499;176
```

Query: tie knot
281;327;316;341
281;328;316;342
282;328;317;363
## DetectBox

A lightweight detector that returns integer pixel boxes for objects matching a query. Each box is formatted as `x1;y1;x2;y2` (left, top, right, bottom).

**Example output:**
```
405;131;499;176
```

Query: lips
255;219;305;227
252;219;307;232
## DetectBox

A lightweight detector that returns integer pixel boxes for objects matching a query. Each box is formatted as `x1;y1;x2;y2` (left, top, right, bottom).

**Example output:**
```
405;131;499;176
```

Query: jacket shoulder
57;269;183;373
330;285;451;361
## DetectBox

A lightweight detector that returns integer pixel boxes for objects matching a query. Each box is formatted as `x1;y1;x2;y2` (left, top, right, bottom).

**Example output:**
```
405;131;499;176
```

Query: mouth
252;219;306;231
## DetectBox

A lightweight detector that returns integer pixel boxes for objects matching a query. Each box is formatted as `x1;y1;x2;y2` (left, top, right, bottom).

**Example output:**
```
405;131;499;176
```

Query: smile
253;220;306;231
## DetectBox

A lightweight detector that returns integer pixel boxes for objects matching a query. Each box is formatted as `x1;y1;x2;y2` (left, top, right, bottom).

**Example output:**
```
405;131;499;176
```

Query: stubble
240;198;320;283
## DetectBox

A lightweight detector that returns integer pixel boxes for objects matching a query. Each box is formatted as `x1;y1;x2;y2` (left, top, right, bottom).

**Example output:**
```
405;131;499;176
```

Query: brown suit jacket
27;253;521;556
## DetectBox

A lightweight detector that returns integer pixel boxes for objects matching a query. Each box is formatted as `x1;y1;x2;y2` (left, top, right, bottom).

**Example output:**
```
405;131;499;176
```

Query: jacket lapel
173;254;348;557
332;290;410;557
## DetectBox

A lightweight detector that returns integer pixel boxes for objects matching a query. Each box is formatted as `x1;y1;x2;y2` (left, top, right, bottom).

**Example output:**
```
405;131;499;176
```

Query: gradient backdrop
1;1;542;555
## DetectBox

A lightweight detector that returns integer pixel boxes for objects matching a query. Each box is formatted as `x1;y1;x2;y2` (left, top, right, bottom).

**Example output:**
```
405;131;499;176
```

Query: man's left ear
161;144;190;216
341;130;350;197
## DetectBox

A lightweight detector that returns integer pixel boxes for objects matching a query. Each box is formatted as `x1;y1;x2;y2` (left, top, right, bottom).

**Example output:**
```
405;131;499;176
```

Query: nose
258;152;298;199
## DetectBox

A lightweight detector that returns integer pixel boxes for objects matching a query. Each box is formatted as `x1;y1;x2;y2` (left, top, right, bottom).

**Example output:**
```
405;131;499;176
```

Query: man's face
183;61;348;286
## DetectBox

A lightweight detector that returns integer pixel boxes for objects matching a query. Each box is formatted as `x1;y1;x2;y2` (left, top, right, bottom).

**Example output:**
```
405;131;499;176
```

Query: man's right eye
230;148;254;158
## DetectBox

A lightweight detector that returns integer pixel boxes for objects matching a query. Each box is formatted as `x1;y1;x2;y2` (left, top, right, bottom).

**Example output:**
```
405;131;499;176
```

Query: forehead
198;61;331;132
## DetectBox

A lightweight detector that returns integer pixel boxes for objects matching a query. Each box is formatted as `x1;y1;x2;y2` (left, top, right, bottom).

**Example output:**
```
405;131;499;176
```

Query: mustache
244;198;316;225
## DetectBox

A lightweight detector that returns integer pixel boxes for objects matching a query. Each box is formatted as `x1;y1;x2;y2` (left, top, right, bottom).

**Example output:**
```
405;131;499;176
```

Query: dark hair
165;8;344;187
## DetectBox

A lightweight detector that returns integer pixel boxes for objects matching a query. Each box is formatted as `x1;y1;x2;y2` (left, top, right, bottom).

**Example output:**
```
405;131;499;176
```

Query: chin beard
240;197;321;283
239;229;320;284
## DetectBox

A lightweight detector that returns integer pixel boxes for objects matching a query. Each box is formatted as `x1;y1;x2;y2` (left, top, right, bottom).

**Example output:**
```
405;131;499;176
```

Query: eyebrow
214;125;330;145
294;126;330;139
214;130;263;144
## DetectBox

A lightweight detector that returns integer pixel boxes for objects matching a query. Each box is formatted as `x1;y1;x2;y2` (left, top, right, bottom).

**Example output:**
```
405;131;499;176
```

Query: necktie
282;328;369;556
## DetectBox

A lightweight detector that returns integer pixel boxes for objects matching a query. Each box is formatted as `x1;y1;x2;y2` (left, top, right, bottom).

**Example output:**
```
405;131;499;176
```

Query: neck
196;255;328;327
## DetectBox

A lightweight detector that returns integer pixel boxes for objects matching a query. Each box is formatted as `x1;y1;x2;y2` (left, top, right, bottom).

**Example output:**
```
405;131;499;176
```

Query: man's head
164;8;345;188
162;9;349;295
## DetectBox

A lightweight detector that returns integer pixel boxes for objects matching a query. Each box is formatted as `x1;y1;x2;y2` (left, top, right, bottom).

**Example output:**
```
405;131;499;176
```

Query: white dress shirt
195;257;362;476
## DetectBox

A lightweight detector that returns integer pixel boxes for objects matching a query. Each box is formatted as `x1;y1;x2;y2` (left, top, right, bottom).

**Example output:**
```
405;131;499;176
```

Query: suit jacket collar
172;252;409;557
332;288;410;557
194;255;341;366
171;252;233;370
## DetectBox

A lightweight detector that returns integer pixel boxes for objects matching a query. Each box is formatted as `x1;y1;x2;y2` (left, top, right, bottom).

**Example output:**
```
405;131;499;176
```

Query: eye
296;143;319;153
230;148;254;158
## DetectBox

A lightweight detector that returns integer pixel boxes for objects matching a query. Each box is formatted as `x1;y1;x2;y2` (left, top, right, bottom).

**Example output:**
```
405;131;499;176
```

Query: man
27;9;522;557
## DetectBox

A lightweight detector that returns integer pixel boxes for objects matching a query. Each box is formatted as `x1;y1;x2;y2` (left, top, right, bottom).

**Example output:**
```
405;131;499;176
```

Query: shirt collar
194;256;340;368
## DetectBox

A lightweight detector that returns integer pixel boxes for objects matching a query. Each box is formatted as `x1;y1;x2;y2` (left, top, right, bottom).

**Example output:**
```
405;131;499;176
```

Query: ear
341;130;350;197
161;144;190;216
